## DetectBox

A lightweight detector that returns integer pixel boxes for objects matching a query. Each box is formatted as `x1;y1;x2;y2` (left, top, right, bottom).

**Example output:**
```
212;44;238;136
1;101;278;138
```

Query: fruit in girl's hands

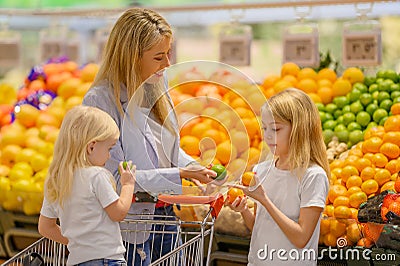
118;161;132;174
227;188;244;204
241;171;256;186
211;164;227;180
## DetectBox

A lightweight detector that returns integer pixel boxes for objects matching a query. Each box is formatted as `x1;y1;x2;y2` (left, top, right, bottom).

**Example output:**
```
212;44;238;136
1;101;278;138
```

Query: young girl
38;105;136;266
227;88;329;265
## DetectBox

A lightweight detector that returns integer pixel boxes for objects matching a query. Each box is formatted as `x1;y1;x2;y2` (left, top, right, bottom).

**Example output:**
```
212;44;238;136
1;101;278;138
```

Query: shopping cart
1;193;224;266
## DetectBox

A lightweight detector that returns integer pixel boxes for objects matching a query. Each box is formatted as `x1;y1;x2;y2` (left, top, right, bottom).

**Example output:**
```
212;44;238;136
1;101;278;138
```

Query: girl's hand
225;195;248;213
119;161;136;187
230;182;267;203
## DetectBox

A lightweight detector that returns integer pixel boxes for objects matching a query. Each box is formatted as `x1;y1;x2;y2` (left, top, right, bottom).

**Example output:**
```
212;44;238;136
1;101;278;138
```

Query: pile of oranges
321;103;400;247
171;77;269;178
261;62;364;104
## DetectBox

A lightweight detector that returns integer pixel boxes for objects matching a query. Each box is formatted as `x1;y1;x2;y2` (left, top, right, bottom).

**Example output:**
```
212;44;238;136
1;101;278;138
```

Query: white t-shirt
40;167;126;265
248;160;329;266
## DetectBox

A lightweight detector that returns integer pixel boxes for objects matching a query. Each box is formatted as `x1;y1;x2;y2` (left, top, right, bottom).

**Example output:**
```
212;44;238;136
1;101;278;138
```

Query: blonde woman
38;106;136;266
227;88;329;265
82;7;216;265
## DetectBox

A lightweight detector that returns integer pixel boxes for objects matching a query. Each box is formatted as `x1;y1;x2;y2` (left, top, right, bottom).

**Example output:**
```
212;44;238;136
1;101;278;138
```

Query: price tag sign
0;34;21;68
219;35;251;66
67;41;80;63
343;31;381;66
283;30;319;67
40;40;64;62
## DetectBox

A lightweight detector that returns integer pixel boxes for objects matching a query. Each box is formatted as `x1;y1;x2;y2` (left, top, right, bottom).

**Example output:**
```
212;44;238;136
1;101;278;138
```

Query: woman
82;7;216;266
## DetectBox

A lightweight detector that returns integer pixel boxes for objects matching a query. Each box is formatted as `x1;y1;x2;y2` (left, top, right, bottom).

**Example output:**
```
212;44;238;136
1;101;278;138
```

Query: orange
80;63;99;82
354;158;372;172
379;142;400;159
296;78;318;93
317;68;337;83
297;67;317;80
342;67;364;84
333;196;350;207
190;122;212;139
227;187;245;204
262;74;280;89
324;205;335;217
14;104;40;128
216;141;238;165
282;75;298;86
346;186;362;196
380;181;395;193
343;155;360;169
360;166;376;181
323;233;338;247
273;80;292;93
231;131;250;154
363;126;385;140
328;184;348;204
347;223;362;244
330;160;344;170
263;88;275;99
386;159;400;175
241;171;255;186
201;129;223;146
361;179;379;195
395;178;400;193
332;78;352;97
234;107;254;119
340;165;359;182
318;79;333;88
382;131;400;146
363;153;375;162
180;135;200;156
374;168;391;186
179;117;201;137
362;137;383;154
240;147;261;166
330;219;347;238
350;208;359;220
320;219;330;235
349;191;367;208
334;205;352;219
384;115;400;132
390;103;400;115
280;62;300;77
28;79;46;91
346;175;362;189
230;97;248;109
238;117;261;137
307;93;322;103
348;148;364;158
317;87;333;104
371;153;388;168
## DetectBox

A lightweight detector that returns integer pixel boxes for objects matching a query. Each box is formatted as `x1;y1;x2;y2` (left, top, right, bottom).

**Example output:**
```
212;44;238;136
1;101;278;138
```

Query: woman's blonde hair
92;7;175;134
261;88;330;179
44;105;120;207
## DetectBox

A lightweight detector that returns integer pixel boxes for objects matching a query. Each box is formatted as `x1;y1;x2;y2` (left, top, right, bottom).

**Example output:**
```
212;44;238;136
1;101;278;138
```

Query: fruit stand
1;1;400;265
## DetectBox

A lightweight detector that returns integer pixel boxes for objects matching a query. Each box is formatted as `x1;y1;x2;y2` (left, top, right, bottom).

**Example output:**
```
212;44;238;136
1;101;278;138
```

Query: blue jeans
76;258;126;266
125;205;180;266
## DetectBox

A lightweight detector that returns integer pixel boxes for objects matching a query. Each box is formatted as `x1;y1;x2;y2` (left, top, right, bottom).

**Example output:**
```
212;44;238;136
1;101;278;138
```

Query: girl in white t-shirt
38;105;136;266
227;88;329;265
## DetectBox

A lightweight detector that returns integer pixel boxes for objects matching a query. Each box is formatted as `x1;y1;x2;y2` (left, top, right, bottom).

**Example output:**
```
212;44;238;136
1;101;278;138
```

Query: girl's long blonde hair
44;106;120;207
92;7;175;134
261;88;330;179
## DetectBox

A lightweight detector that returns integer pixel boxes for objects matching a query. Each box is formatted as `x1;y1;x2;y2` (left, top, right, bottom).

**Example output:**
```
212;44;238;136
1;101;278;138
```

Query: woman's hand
179;163;216;184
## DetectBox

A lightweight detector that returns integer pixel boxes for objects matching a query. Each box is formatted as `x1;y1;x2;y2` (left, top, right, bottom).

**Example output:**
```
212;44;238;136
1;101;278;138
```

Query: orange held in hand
241;171;256;186
227;188;244;204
